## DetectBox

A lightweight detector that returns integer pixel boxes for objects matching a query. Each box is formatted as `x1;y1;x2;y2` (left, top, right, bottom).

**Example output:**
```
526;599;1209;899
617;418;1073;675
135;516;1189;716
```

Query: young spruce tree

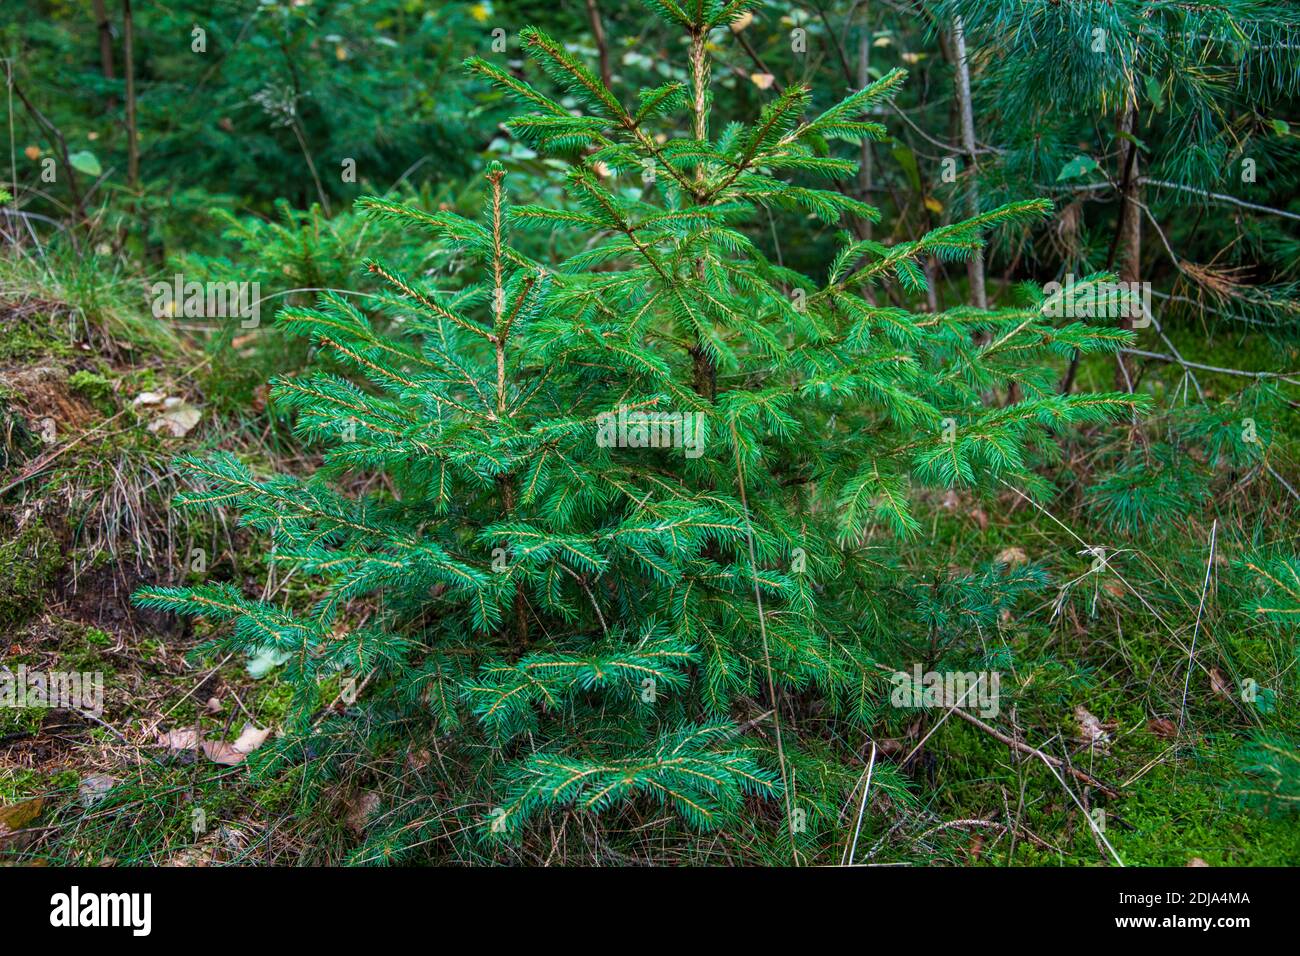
136;0;1144;862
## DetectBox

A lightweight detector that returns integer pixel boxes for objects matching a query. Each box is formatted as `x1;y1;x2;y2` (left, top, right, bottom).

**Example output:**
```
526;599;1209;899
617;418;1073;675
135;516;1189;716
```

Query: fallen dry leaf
1075;705;1111;748
1209;668;1233;700
132;390;167;407
148;399;202;437
232;723;271;752
0;797;45;841
406;748;431;772
79;774;118;808
200;742;243;765
201;723;272;766
1147;717;1178;739
346;791;382;835
159;723;270;766
995;546;1028;566
159;728;200;753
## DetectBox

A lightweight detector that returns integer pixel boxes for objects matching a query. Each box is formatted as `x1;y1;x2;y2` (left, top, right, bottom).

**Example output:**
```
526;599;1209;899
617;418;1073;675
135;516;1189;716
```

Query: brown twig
584;0;612;90
951;706;1121;798
7;75;85;217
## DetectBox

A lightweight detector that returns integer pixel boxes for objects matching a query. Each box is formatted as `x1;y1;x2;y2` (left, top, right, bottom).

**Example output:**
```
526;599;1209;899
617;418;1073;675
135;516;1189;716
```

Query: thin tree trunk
1113;107;1142;391
122;0;138;191
924;258;940;313
951;16;986;311
584;0;612;90
856;9;878;304
1063;102;1141;394
688;27;716;402
91;0;116;109
9;78;85;217
856;11;873;241
487;166;529;652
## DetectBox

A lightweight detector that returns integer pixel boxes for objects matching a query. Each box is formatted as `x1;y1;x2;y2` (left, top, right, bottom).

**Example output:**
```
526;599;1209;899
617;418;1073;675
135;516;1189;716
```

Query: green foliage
0;0;1287;870
133;0;1151;861
930;0;1300;324
1236;733;1300;815
0;521;62;627
174;199;420;408
2;0;486;254
67;370;117;416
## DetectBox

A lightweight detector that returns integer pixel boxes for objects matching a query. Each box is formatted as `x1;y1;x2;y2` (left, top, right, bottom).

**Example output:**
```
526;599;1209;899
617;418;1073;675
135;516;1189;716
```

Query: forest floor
1;277;1297;866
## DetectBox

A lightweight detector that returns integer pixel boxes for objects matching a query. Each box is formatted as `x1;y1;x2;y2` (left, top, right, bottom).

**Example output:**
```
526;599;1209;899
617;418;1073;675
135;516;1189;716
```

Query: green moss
255;682;295;723
0;522;62;626
0;768;45;803
67;370;118;416
131;368;159;393
1108;756;1300;865
252;766;300;811
44;621;127;688
0;324;75;362
0;707;45;740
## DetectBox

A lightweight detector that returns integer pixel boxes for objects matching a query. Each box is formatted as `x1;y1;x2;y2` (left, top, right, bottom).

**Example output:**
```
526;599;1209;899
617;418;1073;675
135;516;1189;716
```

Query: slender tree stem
688;25;717;402
951;16;986;311
91;0;116;109
123;0;138;191
584;0;611;90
